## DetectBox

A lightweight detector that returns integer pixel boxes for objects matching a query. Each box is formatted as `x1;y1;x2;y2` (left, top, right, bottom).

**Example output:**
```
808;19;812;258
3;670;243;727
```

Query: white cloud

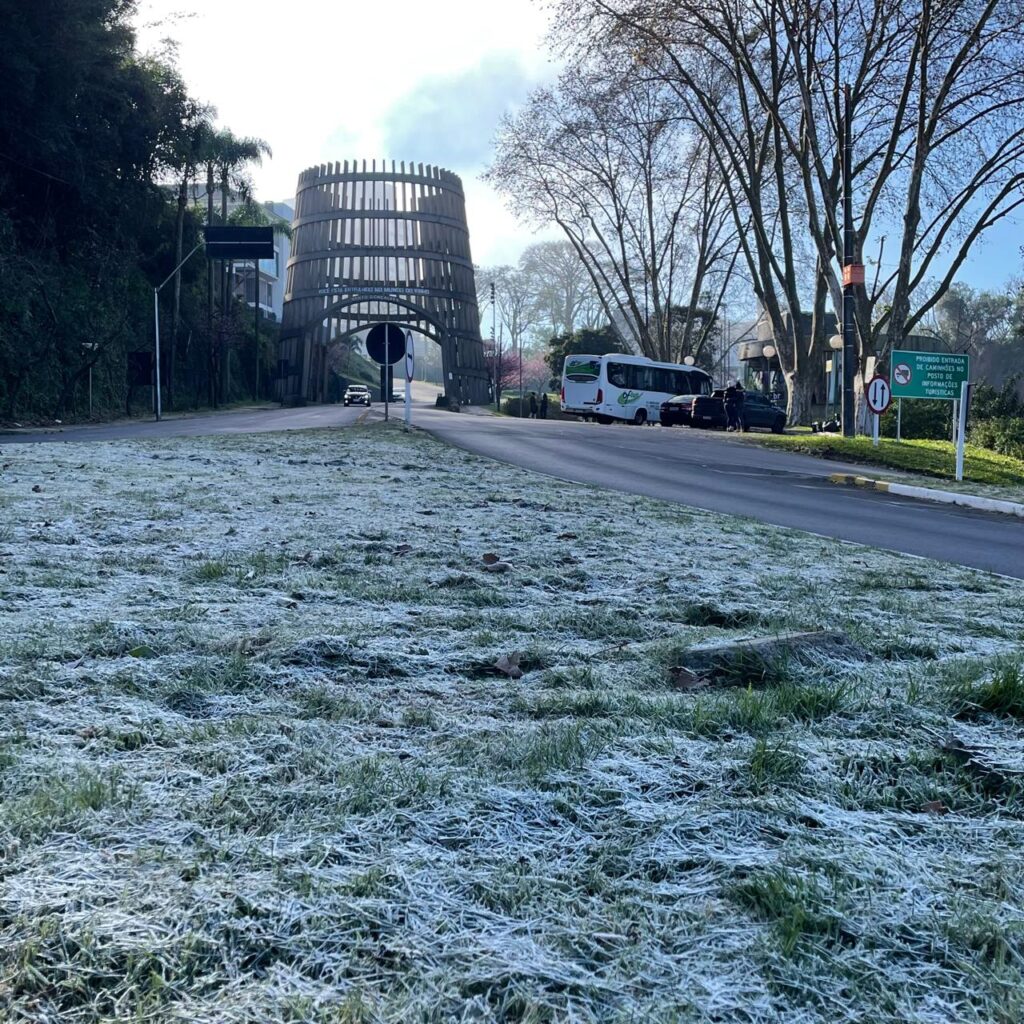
134;0;557;263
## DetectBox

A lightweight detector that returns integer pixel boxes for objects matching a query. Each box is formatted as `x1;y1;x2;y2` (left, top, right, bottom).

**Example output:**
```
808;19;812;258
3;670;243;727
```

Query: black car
685;389;787;433
659;394;695;426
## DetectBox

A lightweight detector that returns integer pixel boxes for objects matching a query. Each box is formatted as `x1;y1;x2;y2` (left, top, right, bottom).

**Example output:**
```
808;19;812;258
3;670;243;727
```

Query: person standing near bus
529;392;538;418
539;393;549;419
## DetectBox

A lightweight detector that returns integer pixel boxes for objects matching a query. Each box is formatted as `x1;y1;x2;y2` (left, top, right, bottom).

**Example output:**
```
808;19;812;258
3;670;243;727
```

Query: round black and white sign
405;331;415;383
865;375;892;414
893;362;912;386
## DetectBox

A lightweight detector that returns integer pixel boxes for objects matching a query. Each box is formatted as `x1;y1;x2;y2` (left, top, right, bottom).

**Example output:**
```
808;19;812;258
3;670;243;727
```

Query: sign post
864;375;891;447
404;330;414;427
956;379;970;482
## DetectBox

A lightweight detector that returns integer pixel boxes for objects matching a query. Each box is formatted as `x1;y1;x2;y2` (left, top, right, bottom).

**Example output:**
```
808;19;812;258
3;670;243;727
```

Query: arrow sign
865;375;892;415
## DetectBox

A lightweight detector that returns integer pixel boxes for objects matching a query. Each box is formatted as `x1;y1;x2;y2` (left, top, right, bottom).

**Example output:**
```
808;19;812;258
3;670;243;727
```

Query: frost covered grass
1;423;1024;1023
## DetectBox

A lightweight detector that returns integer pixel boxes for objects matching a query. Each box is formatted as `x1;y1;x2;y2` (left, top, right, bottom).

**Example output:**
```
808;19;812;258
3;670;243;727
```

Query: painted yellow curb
827;471;1024;518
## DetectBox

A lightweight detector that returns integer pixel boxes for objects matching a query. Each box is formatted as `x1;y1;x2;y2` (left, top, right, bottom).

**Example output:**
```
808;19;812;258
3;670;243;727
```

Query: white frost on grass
1;423;1023;1023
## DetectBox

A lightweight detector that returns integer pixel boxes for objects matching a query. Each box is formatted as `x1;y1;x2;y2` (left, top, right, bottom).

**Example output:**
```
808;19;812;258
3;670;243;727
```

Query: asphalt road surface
0;403;369;444
414;407;1024;579
3;395;1021;578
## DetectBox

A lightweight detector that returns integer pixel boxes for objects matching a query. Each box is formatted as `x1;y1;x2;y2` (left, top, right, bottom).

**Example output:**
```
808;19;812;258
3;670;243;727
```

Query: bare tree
477;264;539;383
519;240;604;338
487;62;741;366
561;0;1024;425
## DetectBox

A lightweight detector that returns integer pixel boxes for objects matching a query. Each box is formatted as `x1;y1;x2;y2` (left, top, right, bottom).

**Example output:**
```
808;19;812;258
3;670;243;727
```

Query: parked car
685;389;787;433
687;388;728;429
659;394;695;426
343;384;371;407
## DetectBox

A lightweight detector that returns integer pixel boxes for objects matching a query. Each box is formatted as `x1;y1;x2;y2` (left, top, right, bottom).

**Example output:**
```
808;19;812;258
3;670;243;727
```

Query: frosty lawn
1;423;1023;1023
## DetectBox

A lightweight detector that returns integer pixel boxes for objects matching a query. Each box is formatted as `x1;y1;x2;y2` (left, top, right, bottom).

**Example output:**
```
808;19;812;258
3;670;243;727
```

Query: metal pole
872;412;879;447
842;82;856;437
896;398;902;442
153;288;162;421
491;280;497;407
955;380;969;481
404;330;412;427
254;259;260;402
88;366;93;418
518;332;523;417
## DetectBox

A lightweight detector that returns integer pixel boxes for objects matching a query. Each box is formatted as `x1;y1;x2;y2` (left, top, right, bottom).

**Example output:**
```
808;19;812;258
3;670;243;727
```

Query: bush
879;399;952;441
969;416;1024;461
971;376;1022;420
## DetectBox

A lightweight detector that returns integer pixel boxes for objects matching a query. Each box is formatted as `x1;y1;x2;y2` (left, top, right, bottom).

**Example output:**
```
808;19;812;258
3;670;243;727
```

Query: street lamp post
154;242;203;421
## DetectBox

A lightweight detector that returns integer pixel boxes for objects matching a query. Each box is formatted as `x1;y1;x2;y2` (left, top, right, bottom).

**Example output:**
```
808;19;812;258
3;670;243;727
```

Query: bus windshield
564;357;601;382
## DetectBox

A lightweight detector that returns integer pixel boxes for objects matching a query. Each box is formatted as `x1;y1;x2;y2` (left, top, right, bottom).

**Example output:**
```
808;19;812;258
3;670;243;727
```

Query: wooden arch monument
277;160;489;405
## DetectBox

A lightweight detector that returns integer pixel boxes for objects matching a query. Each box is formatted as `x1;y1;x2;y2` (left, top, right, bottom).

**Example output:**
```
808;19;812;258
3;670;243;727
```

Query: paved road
414;408;1024;579
4;396;1020;577
0;403;368;444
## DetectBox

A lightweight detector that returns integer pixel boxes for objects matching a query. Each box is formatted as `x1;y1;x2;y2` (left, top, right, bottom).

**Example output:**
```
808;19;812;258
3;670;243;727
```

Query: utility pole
491;280;497;404
154;242;204;421
841;83;863;437
253;258;261;402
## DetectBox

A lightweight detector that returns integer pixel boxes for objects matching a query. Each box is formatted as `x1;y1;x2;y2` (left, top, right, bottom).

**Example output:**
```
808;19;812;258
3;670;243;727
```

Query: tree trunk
784;371;812;426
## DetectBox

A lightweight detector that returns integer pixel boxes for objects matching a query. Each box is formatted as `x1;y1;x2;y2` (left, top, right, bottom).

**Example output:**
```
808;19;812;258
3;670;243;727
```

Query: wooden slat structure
277;160;489;405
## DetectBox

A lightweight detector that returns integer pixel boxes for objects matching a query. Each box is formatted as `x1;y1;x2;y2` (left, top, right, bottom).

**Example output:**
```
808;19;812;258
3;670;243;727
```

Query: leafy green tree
544;326;623;382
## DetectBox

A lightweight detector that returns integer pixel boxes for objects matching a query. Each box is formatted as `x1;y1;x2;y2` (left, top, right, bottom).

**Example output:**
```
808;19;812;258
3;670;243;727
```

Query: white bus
561;353;713;425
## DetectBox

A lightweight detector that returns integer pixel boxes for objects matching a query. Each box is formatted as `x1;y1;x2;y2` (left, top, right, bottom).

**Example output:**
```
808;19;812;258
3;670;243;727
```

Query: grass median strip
1;423;1023;1022
743;433;1024;501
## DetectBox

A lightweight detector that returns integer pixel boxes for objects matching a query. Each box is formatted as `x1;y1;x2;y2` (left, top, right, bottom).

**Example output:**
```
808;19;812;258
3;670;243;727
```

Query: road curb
828;473;1024;519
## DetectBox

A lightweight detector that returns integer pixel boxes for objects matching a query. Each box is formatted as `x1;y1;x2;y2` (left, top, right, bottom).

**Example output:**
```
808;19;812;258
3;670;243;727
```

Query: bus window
607;362;628;388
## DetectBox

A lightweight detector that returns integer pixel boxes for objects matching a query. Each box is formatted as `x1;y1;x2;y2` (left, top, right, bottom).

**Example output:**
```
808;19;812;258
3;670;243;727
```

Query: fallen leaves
494;652;524;679
668;666;709;691
921;800;950;816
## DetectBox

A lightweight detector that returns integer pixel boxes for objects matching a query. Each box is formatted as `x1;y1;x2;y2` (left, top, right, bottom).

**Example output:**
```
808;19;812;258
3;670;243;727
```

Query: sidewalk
0;401;278;436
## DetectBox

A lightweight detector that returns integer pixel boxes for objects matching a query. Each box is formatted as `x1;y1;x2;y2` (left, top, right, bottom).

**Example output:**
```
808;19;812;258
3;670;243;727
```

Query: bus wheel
633;409;648;426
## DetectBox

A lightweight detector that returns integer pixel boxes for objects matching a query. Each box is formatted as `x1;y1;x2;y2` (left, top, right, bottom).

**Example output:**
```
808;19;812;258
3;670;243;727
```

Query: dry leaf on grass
494;652;524;679
481;552;501;565
669;666;709;691
394;544;413;557
921;800;950;815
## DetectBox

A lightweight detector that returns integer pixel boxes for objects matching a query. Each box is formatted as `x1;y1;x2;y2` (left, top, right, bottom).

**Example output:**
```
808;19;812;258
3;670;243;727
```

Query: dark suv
343;385;371;407
674;390;786;433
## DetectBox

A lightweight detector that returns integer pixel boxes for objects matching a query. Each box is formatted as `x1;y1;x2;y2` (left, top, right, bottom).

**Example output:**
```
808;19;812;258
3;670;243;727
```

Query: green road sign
890;350;969;401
